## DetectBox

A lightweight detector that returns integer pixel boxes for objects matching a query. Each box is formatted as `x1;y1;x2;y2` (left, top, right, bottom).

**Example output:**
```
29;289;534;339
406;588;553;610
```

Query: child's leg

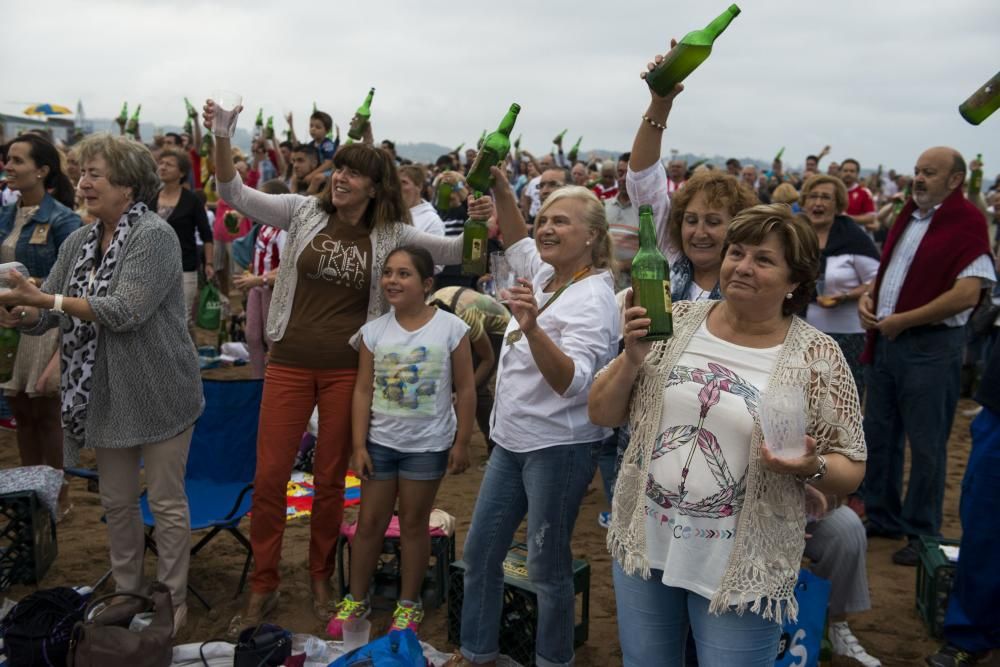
348;475;398;600
397;472;445;602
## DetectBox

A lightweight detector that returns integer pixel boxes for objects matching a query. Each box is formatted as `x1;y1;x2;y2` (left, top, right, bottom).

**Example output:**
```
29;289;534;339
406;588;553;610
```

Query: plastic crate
448;543;590;667
336;530;456;610
915;536;960;639
0;491;57;591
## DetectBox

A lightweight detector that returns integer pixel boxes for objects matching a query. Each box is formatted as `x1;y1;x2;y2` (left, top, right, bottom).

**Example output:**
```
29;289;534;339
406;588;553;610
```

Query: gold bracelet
642;114;667;131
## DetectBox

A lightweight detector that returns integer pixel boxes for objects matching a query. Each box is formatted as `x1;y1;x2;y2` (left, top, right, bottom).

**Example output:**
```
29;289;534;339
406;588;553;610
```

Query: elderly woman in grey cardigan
589;205;866;667
0;134;202;632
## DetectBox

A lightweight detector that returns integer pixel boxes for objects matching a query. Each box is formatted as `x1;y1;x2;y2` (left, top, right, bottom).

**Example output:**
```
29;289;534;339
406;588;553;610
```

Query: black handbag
969;291;1000;339
233;624;291;667
0;586;88;667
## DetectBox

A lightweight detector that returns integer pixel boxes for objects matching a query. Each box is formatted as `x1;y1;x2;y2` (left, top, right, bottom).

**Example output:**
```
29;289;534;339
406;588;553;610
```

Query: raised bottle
254;108;264;138
631;204;673;340
266;116;275;140
568;136;582;163
969;153;983;197
184;97;197;119
461;212;489;276
774;146;785;161
959;72;1000;125
465;103;521;193
117;101;128;128
347;88;375;141
645;4;741;97
476;129;486;150
552;128;567;145
435;181;454;212
125;104;141;138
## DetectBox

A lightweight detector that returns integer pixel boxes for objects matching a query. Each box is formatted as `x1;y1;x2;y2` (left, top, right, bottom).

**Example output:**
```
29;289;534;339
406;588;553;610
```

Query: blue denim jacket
0;194;82;278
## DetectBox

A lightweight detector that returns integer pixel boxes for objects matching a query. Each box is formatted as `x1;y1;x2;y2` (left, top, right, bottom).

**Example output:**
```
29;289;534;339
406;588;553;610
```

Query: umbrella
22;104;73;117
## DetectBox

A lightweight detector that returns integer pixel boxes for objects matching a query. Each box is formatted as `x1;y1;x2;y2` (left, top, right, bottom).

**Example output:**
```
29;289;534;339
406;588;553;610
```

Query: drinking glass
212;90;243;138
759;386;807;459
491;252;517;303
342;617;371;651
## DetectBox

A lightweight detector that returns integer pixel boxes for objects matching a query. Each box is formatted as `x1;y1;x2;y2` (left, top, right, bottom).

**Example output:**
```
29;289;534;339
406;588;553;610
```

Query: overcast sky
6;0;1000;173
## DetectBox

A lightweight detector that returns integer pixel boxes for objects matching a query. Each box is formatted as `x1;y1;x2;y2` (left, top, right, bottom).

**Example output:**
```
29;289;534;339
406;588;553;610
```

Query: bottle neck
638;214;658;250
704;8;737;40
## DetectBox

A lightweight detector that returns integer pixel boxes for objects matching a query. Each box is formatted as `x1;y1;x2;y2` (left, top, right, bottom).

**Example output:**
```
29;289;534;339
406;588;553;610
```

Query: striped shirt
253;226;286;276
877;204;994;326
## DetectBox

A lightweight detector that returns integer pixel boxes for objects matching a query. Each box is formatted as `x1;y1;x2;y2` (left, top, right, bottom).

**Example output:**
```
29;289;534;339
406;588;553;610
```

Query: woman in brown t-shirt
204;101;491;632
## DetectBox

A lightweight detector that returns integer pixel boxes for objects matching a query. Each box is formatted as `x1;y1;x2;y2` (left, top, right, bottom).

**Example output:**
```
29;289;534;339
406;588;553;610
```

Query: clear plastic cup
759;386;807;459
212;90;243;138
342;617;371;651
491;252;516;303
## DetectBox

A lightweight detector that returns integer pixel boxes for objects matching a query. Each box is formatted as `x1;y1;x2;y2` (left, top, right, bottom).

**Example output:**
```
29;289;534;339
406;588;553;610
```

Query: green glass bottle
117;101;128;128
891;183;911;223
645;4;741;96
435;180;454;212
184;96;197;119
818;637;833;667
568;136;583;163
774;146;785;161
631;204;673;340
348;88;375;141
513;134;522;151
466;103;521;193
183;117;193;136
959;71;1000;125
455;142;465;154
462;204;489;276
0;327;19;383
552;128;567;145
125;104;141;138
266;116;275;140
969;153;983;197
476;129;486;150
254;108;264;138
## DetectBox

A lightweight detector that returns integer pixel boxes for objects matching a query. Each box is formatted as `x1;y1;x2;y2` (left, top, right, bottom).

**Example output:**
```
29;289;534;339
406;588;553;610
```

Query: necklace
505;265;591;346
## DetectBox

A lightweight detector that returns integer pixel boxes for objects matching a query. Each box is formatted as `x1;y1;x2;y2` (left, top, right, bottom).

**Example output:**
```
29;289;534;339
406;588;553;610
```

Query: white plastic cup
212;90;242;138
342;617;371;652
759;386;807;459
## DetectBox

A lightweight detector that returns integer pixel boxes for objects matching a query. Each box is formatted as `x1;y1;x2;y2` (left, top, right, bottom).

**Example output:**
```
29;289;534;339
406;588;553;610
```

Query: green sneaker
325;595;370;639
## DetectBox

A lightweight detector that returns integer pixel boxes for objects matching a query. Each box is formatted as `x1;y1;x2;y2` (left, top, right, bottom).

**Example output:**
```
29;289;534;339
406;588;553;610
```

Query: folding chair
141;378;263;609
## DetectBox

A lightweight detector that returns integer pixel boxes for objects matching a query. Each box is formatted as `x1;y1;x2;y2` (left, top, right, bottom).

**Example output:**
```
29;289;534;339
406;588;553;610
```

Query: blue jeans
612;561;782;667
596;433;619;504
862;326;963;538
944;407;1000;653
459;442;599;667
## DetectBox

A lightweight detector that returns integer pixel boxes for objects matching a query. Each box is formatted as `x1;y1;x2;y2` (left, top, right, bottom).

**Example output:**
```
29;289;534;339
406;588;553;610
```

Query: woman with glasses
202;101;492;635
800;175;880;395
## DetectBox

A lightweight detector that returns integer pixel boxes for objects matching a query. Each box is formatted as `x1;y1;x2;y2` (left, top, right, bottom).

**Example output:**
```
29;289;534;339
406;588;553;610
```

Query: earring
785;292;794;299
586;241;591;246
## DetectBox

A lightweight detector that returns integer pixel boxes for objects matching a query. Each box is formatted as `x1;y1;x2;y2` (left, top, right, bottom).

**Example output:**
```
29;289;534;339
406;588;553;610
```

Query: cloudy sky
6;0;1000;173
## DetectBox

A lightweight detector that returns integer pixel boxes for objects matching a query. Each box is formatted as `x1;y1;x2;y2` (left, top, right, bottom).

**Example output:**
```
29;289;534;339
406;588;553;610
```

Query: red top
845;184;875;216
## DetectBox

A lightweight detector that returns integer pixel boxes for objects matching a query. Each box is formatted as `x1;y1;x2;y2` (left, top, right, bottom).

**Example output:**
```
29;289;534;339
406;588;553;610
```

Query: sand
2;362;996;667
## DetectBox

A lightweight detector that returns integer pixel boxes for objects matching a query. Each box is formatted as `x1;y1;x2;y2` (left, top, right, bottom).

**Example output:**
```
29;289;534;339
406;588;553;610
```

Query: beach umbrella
22;103;73;116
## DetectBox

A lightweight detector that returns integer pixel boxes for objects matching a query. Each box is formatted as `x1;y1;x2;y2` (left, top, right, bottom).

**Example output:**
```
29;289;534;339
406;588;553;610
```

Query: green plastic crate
915;536;960;639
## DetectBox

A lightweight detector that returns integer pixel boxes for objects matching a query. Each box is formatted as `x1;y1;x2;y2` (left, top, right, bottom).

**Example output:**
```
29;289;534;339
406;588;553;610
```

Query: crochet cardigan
606;300;866;623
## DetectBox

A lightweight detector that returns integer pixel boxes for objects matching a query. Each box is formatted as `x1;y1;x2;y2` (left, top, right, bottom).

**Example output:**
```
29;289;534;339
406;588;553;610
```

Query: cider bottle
568;136;582;163
0;327;19;383
254;108;264;139
959;72;1000;125
125;104;141;138
552;128;567;145
117;102;128;128
347;88;375;141
435;181;454;212
645;4;741;97
631;204;673;340
461;208;489;276
184;97;197;119
969;153;984;197
465;103;521;193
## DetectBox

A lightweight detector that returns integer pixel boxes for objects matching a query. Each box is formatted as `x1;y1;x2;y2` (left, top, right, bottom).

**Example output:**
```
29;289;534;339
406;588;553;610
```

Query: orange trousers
249;363;357;593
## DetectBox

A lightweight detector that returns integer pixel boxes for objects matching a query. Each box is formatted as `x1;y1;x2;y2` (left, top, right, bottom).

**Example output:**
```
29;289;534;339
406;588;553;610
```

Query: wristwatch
797;455;827;484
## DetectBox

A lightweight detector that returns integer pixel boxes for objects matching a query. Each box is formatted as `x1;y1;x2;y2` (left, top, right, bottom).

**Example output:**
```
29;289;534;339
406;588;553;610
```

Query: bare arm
350;343;376;479
629;42;683;172
470;332;495;388
489;166;529;246
449;336;475;474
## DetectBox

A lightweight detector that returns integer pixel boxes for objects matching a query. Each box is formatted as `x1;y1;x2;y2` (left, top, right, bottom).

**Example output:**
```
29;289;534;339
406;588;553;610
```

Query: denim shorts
367;441;449;481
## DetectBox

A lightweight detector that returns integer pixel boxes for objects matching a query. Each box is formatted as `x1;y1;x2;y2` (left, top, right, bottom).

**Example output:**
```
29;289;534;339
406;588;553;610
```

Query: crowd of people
1;55;998;667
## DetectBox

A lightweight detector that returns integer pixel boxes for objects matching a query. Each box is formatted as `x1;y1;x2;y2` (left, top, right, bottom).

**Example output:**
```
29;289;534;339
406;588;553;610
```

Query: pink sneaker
0;417;16;431
390;600;424;634
326;595;370;639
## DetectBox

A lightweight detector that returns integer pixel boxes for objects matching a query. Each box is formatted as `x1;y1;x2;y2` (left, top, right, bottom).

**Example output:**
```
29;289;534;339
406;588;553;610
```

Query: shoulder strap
449;287;468;312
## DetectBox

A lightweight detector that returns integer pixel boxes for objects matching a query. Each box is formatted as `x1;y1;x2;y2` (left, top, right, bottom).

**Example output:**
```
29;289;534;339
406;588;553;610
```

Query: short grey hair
76;133;161;205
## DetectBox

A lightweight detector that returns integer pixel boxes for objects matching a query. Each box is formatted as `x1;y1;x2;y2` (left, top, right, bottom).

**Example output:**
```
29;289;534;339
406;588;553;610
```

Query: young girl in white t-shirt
328;245;474;639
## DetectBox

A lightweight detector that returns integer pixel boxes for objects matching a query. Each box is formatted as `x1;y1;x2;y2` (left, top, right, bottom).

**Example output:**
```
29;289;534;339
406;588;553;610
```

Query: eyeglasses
804;193;834;202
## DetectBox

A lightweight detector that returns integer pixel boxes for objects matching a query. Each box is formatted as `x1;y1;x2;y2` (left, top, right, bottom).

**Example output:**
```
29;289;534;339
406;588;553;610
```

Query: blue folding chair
141;378;263;609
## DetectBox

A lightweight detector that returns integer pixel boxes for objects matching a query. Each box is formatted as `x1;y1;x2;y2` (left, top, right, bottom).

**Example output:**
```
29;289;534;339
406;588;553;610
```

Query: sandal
226;590;279;638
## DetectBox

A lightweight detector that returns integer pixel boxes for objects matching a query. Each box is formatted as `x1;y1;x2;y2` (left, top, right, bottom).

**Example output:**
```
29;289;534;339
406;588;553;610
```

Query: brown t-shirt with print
269;216;372;369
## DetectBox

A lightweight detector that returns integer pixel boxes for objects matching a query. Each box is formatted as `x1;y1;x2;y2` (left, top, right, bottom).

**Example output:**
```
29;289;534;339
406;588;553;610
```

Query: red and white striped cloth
253;225;286;276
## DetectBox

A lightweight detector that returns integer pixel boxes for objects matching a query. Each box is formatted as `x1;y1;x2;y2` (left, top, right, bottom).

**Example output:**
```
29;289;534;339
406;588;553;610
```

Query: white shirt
410;200;446;273
807;254;880;334
625;162;679;263
645;322;780;600
605;195;640;264
360;309;470;452
526;176;542;217
489;237;620;452
877;205;995;326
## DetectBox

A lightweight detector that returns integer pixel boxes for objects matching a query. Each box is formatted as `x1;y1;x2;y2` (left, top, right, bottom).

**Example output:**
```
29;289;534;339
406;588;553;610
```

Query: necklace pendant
506;330;523;346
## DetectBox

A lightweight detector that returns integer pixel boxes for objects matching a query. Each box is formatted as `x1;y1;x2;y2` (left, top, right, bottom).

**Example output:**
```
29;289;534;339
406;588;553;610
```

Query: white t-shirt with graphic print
360;309;469;452
645;321;780;601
